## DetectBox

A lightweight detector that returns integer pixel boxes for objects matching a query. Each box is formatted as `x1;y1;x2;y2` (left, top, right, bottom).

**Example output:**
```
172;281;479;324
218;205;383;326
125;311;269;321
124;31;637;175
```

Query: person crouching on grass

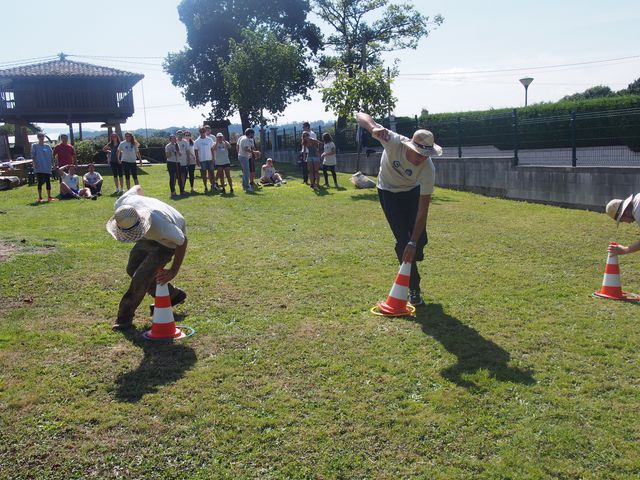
106;185;188;331
356;112;442;307
606;194;640;255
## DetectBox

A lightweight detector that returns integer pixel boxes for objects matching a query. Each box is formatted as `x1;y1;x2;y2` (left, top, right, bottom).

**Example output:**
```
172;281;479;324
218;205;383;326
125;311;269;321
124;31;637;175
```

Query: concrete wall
272;151;640;211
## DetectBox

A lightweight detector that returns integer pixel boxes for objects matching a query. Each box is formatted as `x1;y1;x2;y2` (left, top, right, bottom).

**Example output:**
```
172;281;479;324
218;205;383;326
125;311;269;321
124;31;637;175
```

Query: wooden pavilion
0;53;143;155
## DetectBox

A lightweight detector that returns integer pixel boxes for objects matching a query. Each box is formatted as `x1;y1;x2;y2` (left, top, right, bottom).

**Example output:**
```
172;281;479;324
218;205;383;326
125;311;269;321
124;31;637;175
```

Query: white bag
350;171;376;189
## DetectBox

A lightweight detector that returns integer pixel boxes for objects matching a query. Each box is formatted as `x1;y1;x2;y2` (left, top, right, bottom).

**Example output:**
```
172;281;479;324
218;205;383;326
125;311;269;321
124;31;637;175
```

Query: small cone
373;262;416;316
143;282;187;340
593;243;640;301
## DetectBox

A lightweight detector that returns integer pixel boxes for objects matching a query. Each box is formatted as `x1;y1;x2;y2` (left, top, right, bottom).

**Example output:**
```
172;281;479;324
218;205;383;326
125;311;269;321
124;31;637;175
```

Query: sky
1;0;639;133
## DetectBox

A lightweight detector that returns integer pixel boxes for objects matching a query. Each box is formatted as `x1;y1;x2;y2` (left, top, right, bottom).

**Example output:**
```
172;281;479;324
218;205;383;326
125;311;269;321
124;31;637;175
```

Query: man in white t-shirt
356;111;441;307
58;164;94;200
606;194;640;256
194;127;216;193
106;185;188;330
237;128;259;192
175;130;193;195
83;163;103;196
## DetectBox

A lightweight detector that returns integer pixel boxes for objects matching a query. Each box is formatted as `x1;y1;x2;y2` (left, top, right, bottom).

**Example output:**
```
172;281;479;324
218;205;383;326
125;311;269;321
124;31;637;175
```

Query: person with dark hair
165;134;180;198
102;133;124;194
184;130;197;193
83;163;103;196
175;130;193;195
214;133;234;193
321;132;338;188
118;132;142;190
356;111;442;307
299;122;317;184
31;132;55;203
194;127;216;193
302;132;322;189
53;134;76;169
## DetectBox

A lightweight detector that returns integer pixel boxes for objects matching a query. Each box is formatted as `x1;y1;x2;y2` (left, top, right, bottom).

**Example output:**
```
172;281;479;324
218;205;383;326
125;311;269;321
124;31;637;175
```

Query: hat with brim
606;194;634;226
401;129;443;157
106;205;151;242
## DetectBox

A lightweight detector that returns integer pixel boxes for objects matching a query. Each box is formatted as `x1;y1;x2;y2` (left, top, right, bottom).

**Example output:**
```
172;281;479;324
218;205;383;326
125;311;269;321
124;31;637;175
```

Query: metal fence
265;106;640;167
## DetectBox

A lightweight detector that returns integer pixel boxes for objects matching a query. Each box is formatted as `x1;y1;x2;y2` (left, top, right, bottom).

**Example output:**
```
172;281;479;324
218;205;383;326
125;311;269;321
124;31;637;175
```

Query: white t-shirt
165;142;178;162
214;142;230;165
115;189;187;249
323;142;337;166
176;139;190;166
261;165;276;178
83;171;103;185
61;172;80;190
118;142;138;163
194;137;214;162
237;135;254;158
377;131;435;195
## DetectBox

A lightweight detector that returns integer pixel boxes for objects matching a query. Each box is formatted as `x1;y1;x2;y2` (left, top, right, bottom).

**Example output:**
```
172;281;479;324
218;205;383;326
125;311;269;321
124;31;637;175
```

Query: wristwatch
407;241;417;247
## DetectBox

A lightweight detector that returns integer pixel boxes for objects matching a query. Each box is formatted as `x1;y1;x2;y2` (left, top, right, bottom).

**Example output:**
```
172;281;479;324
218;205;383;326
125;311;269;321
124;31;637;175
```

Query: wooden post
78;123;83;141
68;123;75;145
115;123;123;139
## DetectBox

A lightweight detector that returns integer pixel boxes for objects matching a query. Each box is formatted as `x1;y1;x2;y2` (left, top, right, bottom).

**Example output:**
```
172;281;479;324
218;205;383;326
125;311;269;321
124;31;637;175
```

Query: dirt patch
0;240;55;262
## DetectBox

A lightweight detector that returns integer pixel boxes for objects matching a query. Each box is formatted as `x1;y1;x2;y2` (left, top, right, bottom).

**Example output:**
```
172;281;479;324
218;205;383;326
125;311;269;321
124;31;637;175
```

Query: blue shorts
61;187;79;200
199;160;214;172
308;156;320;164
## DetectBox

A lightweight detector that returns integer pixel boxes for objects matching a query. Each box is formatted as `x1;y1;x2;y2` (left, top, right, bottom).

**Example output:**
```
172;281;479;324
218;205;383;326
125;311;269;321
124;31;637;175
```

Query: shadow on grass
350;190;379;201
411;303;535;390
114;316;197;403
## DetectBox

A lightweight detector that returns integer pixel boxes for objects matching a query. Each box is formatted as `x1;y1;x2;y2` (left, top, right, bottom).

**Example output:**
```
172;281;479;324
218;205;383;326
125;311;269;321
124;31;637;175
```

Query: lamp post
519;77;534;107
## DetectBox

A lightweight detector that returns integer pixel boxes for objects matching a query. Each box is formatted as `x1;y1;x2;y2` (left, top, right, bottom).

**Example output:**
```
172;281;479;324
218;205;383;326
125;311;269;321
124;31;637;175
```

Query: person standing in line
118;132;142;190
83;163;103;196
165;134;181;198
102;133;124;194
31;132;55;203
302;131;322;189
175;130;193;195
194;128;216;193
237;128;256;192
320;132;338;188
299;122;316;184
184;131;197;193
213;133;234;193
107;185;188;331
356;111;441;307
53;134;77;170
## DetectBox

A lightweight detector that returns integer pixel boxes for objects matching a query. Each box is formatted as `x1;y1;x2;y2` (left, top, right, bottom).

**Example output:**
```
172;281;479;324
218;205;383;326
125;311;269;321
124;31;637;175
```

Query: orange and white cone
143;282;188;340
371;262;416;316
593;242;640;301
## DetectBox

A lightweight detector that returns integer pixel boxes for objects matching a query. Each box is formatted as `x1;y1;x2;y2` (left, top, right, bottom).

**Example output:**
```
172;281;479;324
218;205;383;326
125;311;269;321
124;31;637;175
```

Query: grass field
1;164;639;479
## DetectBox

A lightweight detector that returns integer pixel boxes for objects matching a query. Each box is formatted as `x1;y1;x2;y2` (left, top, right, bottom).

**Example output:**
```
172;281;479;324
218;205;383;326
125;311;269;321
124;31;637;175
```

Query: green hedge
409;96;640;151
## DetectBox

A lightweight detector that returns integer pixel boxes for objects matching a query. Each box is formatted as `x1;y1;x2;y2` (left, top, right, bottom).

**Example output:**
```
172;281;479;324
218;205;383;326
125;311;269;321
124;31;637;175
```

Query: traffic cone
143;282;188;340
371;262;416;316
593;243;640;301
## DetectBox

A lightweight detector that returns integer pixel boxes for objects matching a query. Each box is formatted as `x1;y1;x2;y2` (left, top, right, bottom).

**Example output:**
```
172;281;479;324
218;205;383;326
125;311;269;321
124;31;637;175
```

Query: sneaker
91;195;98;201
112;320;134;331
409;290;424;307
221;187;226;193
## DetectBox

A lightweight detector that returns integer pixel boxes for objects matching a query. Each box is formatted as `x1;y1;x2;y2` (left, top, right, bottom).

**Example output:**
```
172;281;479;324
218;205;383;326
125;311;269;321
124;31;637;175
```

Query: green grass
1;165;639;479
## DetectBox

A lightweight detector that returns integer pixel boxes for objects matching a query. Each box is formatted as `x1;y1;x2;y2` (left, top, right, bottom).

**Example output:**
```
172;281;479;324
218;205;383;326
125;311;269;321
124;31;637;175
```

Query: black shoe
172;290;187;306
91;195;98;201
112;321;134;331
409;290;424;307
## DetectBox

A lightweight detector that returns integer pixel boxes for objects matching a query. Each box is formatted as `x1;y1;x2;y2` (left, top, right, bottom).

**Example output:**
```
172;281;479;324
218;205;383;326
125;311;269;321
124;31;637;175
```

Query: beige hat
401;129;442;157
606;195;633;226
106;205;151;242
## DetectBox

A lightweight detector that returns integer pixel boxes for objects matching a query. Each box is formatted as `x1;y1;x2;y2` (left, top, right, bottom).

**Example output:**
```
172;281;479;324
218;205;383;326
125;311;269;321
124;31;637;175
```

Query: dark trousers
187;164;196;188
88;180;103;195
167;162;186;194
301;162;309;183
377;186;428;292
116;239;184;324
123;162;138;183
322;165;337;185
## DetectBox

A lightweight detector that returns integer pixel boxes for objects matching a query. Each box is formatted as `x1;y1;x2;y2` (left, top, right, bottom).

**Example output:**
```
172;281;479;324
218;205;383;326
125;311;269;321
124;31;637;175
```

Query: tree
164;0;321;130
626;77;640;95
220;29;314;126
562;85;615;101
313;0;442;138
321;64;397;119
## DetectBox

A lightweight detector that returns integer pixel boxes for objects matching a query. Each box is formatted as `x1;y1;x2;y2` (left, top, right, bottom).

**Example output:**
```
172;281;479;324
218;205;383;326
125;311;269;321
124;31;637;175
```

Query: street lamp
519;77;534;107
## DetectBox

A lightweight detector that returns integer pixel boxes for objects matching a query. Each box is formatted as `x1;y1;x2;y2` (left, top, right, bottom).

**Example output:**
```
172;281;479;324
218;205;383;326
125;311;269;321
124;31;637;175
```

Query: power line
398;54;640;77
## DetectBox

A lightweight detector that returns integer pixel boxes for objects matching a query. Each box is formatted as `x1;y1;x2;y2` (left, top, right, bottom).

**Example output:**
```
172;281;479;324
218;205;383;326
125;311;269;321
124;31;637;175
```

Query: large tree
313;0;442;138
220;29;314;126
164;0;321;129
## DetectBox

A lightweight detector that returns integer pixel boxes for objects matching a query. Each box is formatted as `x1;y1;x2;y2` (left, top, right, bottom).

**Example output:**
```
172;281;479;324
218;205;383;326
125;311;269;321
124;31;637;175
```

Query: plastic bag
350;171;376;189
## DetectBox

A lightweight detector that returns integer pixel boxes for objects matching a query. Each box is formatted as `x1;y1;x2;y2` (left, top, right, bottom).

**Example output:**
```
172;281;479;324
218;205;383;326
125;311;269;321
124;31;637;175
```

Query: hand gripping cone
371;262;416;316
143;282;190;340
593;242;640;301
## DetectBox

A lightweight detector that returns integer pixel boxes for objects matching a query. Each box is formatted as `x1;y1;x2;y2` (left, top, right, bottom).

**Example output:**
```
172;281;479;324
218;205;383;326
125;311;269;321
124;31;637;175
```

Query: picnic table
0;159;32;183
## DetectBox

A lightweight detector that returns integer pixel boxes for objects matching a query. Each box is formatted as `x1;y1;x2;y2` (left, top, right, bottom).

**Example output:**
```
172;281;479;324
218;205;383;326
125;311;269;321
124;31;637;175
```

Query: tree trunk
239;110;251;132
335;115;348;152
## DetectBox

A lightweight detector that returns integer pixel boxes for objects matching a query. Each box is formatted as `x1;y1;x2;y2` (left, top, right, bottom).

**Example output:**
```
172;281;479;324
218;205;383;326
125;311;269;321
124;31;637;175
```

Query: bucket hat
606;195;634;226
106;205;151;242
401;129;442;157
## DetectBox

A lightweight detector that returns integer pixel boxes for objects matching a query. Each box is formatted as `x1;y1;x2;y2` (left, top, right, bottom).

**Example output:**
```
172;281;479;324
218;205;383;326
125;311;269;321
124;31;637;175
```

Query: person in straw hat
356;112;442;307
605;194;640;255
106;185;188;330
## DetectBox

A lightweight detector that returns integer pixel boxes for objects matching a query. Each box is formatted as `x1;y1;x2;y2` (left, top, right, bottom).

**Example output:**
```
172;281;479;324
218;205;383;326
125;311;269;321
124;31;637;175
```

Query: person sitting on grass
606;194;640;255
58;164;95;200
260;158;285;186
83;163;103;196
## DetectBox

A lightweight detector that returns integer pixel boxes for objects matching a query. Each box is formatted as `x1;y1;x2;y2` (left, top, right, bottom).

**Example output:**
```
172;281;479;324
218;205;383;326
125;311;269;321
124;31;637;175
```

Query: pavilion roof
0;58;144;81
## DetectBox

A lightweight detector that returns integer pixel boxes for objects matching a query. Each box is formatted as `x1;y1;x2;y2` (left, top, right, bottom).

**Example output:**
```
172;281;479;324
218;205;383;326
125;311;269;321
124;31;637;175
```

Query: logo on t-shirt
393;160;401;168
405;169;413;176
